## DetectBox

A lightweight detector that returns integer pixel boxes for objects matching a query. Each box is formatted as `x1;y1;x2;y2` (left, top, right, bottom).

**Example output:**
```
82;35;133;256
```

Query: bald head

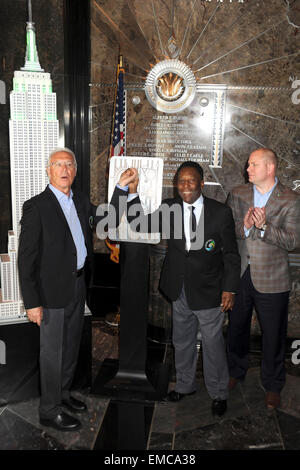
247;148;277;191
254;148;278;169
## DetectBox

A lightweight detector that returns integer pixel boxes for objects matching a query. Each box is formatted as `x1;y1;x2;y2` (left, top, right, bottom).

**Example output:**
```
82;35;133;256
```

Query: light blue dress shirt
244;177;278;237
49;184;87;269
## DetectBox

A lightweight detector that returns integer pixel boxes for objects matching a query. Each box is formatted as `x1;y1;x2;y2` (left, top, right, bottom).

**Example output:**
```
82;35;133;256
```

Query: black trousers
39;275;86;418
227;266;289;393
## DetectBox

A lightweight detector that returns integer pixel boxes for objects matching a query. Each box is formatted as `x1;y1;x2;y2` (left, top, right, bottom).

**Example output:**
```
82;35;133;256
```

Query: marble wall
0;0;64;253
91;0;300;203
90;0;300;335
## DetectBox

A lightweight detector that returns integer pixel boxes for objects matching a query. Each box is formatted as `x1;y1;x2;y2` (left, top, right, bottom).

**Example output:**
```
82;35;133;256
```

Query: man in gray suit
226;148;300;410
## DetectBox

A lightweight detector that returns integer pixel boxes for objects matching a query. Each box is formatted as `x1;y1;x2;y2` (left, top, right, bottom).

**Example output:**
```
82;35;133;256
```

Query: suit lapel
203;197;211;243
72;191;88;243
264;180;283;211
245;183;254;207
178;198;186;250
45;186;88;246
195;198;204;250
45;186;72;235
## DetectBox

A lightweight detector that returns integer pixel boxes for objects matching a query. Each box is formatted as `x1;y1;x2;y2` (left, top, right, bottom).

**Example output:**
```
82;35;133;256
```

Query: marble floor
0;319;300;453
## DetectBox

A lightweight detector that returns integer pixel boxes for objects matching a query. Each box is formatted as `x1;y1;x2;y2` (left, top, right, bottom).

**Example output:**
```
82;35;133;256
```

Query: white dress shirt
183;195;204;251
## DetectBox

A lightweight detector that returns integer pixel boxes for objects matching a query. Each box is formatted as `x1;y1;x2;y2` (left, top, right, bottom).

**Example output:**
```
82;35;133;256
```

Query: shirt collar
183;194;204;210
253;177;278;197
49;184;73;201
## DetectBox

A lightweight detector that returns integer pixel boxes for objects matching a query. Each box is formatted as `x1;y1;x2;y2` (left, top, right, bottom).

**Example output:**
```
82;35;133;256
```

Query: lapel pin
205;239;215;251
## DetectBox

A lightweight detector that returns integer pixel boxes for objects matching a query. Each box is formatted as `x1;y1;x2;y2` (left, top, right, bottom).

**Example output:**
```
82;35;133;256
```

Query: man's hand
244;207;254;230
118;168;139;191
252;206;266;230
128;176;139;194
220;292;235;312
26;306;43;326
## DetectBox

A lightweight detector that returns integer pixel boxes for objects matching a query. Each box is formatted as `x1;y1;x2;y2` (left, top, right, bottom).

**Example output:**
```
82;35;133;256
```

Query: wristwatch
260;223;267;231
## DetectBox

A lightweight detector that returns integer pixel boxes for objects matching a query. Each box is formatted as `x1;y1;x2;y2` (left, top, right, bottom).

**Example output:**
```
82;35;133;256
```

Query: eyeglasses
49;161;76;169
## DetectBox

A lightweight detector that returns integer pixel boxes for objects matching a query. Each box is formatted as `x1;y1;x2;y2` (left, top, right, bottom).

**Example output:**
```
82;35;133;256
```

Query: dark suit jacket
18;185;125;310
128;195;241;310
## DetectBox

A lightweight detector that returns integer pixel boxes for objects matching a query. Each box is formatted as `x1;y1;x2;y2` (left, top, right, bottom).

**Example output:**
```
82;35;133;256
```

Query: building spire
28;0;32;22
21;0;44;72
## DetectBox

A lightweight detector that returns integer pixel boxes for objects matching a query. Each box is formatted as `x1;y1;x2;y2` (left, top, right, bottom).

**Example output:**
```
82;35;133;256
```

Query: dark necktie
189;206;197;243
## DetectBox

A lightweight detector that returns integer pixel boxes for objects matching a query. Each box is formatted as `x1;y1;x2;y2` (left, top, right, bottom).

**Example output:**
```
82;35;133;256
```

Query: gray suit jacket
227;181;300;293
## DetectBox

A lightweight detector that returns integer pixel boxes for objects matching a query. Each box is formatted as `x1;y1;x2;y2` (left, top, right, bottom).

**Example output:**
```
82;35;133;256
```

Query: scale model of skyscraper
0;1;59;322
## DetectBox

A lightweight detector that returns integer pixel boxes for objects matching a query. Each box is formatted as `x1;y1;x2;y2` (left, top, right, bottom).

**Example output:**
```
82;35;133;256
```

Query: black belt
76;267;84;277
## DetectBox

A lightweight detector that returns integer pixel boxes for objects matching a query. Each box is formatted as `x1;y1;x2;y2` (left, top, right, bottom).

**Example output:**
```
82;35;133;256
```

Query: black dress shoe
40;412;81;432
166;390;196;402
211;399;227;417
62;396;87;413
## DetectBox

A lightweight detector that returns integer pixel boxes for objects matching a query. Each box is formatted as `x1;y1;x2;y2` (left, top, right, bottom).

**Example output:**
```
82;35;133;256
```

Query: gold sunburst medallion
145;59;196;113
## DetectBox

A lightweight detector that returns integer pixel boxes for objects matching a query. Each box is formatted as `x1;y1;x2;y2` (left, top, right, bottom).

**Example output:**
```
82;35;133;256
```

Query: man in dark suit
126;162;240;416
18;147;133;431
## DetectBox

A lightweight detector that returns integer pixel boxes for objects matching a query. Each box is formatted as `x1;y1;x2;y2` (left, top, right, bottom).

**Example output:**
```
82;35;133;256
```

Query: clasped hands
118;167;139;193
244;206;266;231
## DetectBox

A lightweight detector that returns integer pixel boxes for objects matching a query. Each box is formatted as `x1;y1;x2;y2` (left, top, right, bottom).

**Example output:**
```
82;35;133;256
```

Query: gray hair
47;147;77;167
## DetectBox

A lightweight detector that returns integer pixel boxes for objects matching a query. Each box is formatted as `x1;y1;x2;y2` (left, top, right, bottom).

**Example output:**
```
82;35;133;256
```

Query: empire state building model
0;1;59;321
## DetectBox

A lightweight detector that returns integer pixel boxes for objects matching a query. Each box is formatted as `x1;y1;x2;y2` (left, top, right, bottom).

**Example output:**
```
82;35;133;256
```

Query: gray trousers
39;275;86;419
172;287;229;400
